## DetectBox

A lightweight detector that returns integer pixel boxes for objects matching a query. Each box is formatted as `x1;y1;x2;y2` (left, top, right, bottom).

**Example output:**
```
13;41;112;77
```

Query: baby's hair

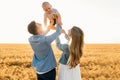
42;2;51;7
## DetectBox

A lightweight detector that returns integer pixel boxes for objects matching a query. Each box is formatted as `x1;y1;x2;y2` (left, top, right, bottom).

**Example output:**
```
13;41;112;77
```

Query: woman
56;26;84;80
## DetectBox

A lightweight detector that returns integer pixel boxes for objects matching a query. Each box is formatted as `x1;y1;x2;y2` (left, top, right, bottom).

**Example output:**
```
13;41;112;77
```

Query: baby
42;1;69;40
42;2;62;30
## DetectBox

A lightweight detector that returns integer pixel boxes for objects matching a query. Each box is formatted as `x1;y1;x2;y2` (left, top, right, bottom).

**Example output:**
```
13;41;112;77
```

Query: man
28;21;62;80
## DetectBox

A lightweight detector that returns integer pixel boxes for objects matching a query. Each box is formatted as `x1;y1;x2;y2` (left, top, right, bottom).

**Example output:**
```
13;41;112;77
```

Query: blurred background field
0;44;120;80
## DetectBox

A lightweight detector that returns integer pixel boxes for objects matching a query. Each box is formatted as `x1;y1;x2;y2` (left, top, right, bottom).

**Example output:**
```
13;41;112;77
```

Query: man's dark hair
28;21;37;35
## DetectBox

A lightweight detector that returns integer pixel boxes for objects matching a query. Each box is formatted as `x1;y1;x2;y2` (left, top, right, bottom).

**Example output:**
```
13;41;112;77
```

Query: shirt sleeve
53;8;59;14
45;24;62;44
55;37;68;51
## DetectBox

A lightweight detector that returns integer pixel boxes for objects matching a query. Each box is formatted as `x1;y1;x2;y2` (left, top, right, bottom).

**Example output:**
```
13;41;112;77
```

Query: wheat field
0;44;120;80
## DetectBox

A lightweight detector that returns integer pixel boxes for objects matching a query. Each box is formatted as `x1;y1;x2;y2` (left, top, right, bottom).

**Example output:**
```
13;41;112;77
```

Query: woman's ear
68;29;71;37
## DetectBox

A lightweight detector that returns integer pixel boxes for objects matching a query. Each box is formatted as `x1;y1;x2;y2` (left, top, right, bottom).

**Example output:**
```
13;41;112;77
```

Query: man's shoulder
29;35;45;41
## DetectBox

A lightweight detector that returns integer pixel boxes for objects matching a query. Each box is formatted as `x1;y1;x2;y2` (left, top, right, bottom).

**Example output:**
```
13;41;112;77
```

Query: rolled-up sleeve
55;37;68;51
45;24;62;44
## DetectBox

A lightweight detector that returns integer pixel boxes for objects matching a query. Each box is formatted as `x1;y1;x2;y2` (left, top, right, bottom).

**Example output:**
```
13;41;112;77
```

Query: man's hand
57;20;63;25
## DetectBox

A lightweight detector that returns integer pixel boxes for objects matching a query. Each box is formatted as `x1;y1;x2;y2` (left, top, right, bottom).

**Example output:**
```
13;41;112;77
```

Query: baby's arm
42;25;50;35
44;15;47;27
56;12;63;25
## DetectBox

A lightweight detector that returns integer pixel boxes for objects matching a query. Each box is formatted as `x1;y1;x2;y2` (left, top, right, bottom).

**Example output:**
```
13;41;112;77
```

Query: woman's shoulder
62;44;69;50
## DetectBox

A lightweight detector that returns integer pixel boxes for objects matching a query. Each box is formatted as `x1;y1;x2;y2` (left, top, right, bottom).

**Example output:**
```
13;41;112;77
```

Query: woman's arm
55;37;68;51
62;29;70;41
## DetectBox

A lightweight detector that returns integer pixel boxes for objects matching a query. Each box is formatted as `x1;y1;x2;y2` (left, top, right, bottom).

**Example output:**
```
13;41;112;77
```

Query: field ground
0;44;120;80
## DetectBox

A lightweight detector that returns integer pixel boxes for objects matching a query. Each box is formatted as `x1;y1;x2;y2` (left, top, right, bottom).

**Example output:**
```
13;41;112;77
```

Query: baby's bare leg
51;25;56;30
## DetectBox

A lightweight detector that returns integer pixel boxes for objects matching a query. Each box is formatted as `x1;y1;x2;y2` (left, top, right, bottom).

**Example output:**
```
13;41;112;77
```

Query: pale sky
0;0;120;43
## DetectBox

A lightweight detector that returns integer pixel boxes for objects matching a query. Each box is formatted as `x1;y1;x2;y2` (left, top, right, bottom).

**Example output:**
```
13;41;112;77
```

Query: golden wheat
0;44;120;80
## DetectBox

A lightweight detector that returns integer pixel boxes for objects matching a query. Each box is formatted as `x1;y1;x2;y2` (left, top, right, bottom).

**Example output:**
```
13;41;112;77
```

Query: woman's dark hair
28;21;37;35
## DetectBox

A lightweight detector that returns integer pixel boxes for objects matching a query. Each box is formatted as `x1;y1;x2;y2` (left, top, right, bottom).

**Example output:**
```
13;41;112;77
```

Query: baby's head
42;2;52;14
